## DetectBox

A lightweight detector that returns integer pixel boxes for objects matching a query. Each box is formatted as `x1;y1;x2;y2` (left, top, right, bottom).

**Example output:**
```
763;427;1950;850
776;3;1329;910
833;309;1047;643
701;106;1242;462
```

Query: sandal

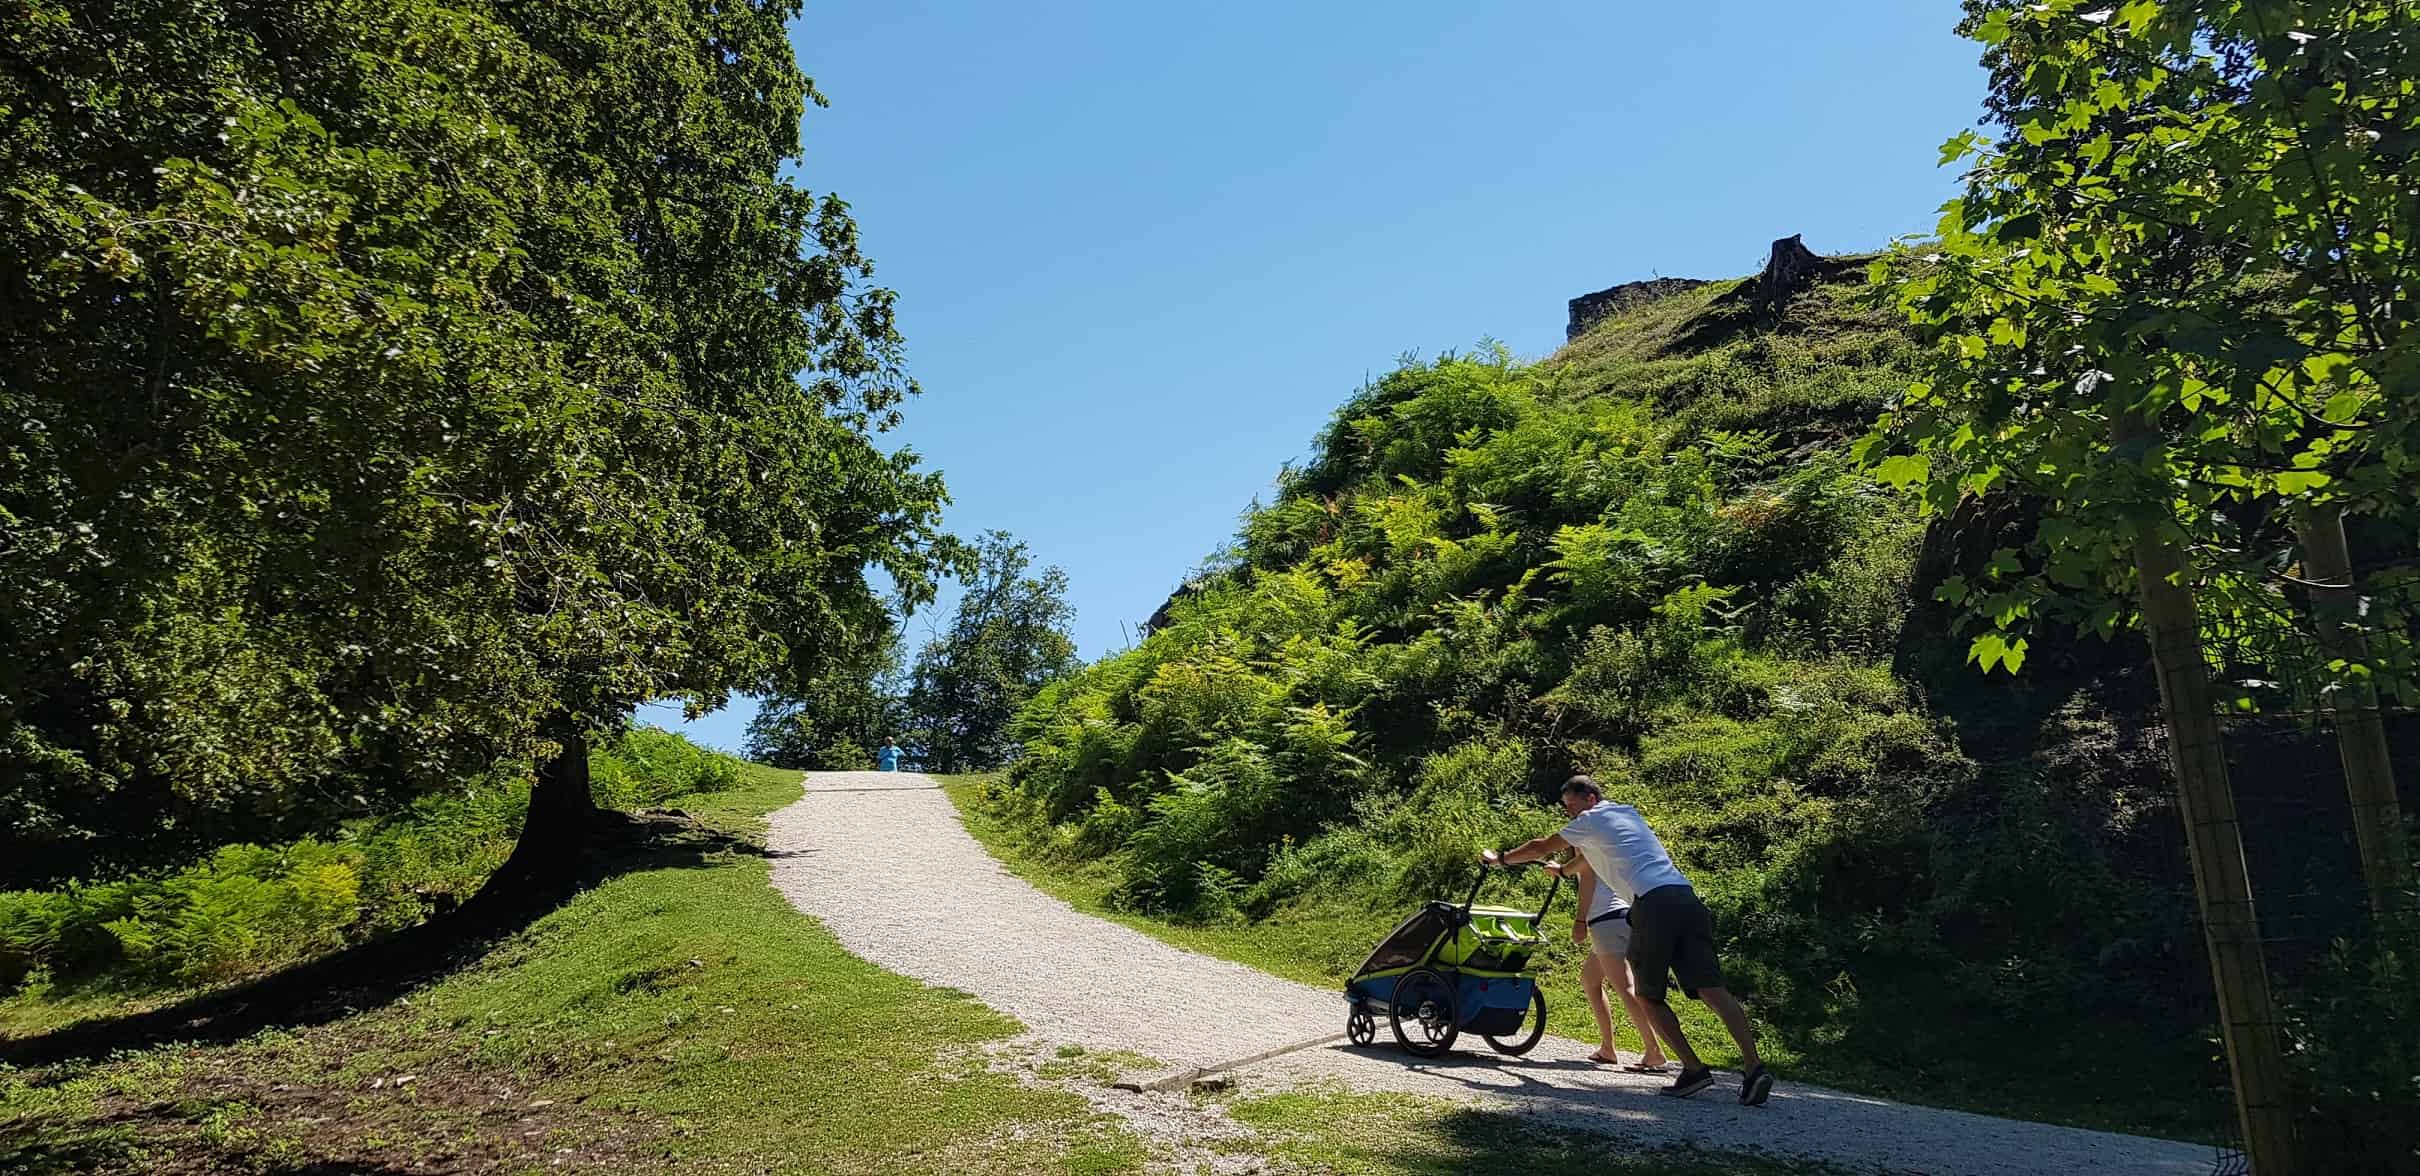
1621;1061;1671;1073
1585;1050;1621;1065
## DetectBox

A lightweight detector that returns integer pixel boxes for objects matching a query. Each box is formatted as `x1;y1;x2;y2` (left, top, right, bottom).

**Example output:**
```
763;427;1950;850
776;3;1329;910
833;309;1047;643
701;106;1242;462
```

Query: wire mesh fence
2194;704;2420;1176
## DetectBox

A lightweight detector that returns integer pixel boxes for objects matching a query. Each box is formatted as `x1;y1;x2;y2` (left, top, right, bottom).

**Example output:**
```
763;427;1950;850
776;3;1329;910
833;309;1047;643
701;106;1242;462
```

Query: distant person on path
876;738;901;772
1485;775;1772;1105
1543;853;1669;1072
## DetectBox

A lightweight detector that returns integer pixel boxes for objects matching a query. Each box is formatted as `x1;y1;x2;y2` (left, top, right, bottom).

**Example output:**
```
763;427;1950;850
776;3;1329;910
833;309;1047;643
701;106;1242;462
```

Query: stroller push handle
1464;852;1563;925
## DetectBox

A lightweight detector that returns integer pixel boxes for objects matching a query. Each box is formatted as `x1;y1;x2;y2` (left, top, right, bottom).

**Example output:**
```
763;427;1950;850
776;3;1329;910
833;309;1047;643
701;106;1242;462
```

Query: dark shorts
1625;884;1725;1002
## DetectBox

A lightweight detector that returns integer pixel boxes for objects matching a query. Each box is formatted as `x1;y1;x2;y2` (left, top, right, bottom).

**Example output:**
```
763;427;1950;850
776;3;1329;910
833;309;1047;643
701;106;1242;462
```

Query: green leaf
2319;392;2365;424
1938;131;1983;166
1970;632;2009;673
1873;454;1932;487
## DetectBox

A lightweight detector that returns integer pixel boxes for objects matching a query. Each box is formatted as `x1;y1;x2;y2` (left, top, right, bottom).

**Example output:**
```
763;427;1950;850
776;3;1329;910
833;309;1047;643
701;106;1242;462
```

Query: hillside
989;242;2252;1137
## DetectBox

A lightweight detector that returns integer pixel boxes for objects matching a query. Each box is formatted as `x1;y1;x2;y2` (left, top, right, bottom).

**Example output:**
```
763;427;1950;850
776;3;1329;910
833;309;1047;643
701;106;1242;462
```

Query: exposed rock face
1565;234;1836;341
1565;276;1710;341
1140;577;1210;638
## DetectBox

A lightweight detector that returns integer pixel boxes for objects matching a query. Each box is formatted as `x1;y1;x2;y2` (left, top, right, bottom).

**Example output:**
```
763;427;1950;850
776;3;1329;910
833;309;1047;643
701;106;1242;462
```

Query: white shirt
1558;801;1690;908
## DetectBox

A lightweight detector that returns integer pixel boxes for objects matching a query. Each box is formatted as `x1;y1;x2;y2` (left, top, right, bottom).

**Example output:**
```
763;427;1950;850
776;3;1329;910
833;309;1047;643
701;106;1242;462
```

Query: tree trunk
1752;234;1822;312
477;716;599;906
2134;528;2300;1175
2293;501;2413;920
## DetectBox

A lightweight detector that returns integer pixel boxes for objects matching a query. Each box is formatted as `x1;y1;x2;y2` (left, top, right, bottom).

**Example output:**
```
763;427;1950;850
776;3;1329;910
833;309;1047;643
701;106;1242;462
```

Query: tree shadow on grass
0;1128;431;1176
0;810;762;1068
1321;1097;1836;1176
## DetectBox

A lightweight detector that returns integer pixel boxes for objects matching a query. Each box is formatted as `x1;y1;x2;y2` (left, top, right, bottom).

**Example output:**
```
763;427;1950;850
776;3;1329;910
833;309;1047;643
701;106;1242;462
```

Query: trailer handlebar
1465;853;1564;926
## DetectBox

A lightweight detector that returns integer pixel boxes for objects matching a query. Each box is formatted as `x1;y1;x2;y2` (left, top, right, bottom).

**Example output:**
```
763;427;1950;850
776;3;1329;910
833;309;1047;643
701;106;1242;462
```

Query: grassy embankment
1;763;1148;1174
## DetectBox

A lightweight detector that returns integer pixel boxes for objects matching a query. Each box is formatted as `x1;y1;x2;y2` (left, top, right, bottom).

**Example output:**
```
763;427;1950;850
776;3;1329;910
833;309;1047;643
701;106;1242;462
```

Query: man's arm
1481;833;1570;868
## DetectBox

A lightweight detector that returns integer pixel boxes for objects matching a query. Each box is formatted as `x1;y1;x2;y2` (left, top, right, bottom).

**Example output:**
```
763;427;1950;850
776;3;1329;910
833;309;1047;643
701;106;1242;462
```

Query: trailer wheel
1389;969;1459;1057
1484;987;1548;1056
1346;1005;1376;1047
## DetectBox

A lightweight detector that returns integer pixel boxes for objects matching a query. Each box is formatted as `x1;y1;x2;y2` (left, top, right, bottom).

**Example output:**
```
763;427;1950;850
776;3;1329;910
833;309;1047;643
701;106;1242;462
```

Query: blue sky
646;0;1988;752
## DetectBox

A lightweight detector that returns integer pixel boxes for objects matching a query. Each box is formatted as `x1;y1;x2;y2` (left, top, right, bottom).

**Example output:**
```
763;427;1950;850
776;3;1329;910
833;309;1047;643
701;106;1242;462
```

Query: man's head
1559;774;1603;817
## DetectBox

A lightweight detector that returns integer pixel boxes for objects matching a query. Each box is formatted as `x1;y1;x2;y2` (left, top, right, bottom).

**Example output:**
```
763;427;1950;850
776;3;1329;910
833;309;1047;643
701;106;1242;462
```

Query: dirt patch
967;1038;1273;1176
4;1016;658;1174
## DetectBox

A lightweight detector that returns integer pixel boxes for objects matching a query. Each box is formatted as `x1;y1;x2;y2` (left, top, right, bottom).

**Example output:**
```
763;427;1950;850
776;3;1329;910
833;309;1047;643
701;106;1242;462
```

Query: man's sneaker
1739;1064;1775;1106
1659;1068;1717;1099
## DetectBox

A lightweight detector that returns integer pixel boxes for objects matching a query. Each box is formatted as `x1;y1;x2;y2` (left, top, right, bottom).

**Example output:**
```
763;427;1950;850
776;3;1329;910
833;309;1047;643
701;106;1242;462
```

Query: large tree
1871;2;2420;1169
1;0;955;890
904;532;1078;773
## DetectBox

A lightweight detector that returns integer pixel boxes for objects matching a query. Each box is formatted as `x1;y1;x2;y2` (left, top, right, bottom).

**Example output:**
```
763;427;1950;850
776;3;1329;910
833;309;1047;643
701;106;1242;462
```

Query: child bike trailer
1341;860;1560;1057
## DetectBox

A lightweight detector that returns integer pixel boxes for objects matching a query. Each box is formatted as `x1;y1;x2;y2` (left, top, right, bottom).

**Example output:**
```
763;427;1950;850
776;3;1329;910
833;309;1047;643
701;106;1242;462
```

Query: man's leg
1627;927;1703;1072
1580;952;1616;1060
1693;986;1761;1070
1627;887;1716;1095
1664;891;1775;1105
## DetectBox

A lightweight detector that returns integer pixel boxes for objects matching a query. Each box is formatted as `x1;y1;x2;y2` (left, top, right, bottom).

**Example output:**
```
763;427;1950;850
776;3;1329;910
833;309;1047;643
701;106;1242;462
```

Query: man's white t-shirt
1558;801;1690;908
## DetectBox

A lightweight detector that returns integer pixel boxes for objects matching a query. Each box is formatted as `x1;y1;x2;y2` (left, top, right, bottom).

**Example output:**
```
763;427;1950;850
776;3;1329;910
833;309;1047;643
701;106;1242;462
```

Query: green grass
939;774;2222;1145
1;764;1151;1175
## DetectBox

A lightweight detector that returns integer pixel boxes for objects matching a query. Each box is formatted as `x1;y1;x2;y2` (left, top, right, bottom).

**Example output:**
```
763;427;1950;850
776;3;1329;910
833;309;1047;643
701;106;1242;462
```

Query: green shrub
1365;737;1545;901
1074;788;1139;857
589;724;744;809
0;841;362;989
1242;826;1390;916
2285;935;2420;1174
105;841;362;985
1;728;743;997
1118;738;1288;916
348;774;530;932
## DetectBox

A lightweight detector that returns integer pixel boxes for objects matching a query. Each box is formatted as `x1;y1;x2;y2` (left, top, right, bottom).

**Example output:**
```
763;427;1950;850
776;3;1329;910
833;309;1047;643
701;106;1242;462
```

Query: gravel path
770;771;2220;1176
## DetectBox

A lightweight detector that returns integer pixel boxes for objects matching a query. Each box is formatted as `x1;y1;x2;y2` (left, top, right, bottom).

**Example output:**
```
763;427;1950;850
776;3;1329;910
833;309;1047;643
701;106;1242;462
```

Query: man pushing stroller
1484;775;1775;1106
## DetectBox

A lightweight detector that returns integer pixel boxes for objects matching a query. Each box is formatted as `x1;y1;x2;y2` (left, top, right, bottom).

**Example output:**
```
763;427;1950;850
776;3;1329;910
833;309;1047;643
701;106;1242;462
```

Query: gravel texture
771;772;2221;1176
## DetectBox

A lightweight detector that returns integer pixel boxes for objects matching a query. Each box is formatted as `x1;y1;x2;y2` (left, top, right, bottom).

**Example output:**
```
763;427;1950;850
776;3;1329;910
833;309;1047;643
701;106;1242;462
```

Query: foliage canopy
0;0;956;883
1874;0;2420;703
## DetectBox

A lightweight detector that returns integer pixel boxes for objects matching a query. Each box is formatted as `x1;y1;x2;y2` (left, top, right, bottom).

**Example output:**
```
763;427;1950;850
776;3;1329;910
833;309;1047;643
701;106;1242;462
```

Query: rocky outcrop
1140;576;1211;637
1566;276;1710;341
1567;235;1845;341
